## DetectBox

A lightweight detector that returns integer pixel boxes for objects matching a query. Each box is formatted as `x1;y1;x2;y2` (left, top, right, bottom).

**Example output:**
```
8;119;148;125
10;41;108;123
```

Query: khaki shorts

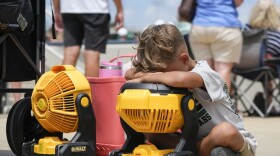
189;25;243;63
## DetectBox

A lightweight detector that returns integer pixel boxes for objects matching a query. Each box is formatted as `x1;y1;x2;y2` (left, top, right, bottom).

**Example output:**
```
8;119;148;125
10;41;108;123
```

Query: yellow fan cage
31;65;91;133
116;89;190;133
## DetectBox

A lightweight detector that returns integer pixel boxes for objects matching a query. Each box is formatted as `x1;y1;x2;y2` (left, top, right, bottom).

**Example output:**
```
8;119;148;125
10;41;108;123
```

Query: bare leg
62;46;81;65
10;82;22;102
214;61;234;90
198;122;244;156
84;50;100;77
206;59;214;69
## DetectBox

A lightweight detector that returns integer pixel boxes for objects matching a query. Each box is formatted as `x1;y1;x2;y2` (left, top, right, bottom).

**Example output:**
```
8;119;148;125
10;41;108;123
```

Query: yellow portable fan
110;83;199;156
32;65;90;133
24;65;96;156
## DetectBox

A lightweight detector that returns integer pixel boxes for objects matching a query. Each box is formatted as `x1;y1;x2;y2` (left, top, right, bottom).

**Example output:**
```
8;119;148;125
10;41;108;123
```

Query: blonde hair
132;24;186;73
249;0;280;30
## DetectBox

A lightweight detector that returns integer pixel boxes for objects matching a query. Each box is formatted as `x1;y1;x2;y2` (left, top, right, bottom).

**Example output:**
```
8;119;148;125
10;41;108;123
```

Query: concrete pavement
1;114;280;156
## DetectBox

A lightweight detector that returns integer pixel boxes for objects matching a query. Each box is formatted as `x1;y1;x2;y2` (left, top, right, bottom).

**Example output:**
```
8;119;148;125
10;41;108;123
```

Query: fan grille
119;109;183;133
45;72;75;98
117;89;184;133
32;66;90;133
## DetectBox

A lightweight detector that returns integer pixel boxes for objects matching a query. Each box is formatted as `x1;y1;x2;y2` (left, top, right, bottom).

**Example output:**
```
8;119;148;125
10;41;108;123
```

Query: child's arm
124;68;146;80
128;71;204;89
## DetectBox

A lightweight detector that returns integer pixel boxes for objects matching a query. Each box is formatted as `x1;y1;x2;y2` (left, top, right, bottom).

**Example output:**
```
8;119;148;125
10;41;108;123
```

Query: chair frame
232;29;280;117
232;66;280;117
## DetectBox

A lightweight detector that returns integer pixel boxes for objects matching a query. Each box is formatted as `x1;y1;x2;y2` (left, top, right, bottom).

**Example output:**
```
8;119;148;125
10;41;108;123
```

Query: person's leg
84;50;100;77
62;46;81;65
62;14;84;66
211;27;243;90
206;59;215;69
10;82;22;102
214;61;234;90
198;122;244;156
82;14;110;77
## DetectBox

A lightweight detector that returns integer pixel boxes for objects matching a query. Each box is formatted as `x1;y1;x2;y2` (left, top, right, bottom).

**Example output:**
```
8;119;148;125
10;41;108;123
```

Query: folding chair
232;29;280;117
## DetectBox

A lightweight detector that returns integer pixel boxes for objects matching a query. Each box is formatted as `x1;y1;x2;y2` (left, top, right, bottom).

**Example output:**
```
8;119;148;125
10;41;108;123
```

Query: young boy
125;24;257;156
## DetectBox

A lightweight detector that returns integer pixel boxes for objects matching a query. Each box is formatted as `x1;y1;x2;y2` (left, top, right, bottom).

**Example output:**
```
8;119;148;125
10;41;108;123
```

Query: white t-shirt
60;0;109;13
191;60;257;154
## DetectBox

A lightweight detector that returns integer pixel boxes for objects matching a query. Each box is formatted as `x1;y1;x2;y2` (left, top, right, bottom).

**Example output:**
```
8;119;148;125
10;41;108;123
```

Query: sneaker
211;147;241;156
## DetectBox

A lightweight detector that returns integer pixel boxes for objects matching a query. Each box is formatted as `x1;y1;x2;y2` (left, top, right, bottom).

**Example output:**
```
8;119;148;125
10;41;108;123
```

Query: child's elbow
124;69;134;80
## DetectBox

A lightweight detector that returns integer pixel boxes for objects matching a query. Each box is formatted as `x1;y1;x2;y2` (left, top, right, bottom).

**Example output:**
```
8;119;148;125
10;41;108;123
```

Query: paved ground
1;114;280;156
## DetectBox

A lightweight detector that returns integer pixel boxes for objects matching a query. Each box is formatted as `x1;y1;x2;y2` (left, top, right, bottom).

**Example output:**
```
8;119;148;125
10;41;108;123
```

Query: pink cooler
87;77;126;156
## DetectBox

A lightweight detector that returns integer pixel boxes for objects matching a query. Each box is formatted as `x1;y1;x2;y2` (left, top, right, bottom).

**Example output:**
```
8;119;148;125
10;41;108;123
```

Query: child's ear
179;52;189;64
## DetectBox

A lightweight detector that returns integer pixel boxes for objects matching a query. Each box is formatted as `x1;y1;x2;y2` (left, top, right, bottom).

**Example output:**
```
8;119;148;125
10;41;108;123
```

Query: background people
10;82;22;102
189;0;244;90
249;0;280;65
53;0;124;77
246;0;280;114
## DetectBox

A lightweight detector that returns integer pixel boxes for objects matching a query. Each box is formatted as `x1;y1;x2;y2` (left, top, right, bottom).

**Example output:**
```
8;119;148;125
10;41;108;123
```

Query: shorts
62;13;110;53
189;25;243;63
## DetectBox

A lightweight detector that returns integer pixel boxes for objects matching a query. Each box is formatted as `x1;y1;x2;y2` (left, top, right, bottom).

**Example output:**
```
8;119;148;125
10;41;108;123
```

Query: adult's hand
114;11;124;31
53;0;63;30
54;13;63;31
113;0;124;31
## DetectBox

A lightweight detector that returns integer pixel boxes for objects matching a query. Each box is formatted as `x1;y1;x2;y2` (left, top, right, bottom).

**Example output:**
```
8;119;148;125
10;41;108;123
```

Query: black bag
178;0;196;22
0;32;37;81
0;0;34;33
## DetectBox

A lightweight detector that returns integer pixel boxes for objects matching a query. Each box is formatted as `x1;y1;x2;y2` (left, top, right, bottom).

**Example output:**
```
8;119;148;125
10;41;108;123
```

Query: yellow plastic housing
31;65;91;133
116;89;185;133
34;137;68;155
122;144;173;156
